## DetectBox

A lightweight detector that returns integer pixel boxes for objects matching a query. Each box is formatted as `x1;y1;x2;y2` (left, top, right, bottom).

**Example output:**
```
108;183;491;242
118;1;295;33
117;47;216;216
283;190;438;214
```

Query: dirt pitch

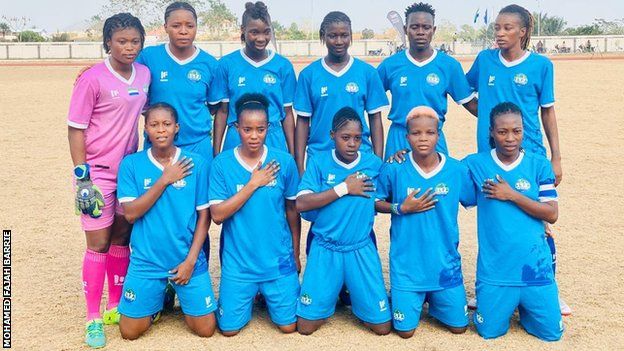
1;57;623;350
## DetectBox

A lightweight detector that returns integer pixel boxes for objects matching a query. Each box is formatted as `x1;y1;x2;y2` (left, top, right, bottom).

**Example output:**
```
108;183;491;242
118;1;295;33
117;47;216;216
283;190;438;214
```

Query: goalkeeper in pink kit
67;13;151;349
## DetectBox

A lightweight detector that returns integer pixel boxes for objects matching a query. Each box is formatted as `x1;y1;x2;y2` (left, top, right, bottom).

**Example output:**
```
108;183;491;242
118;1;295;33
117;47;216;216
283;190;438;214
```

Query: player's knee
447;326;467;334
119;325;147;340
221;330;240;337
369;322;392;335
192;324;216;338
397;329;415;339
278;323;297;334
87;241;110;253
296;319;321;336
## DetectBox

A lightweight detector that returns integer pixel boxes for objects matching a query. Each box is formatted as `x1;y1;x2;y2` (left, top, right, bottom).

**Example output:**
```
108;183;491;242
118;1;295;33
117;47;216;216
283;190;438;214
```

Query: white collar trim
105;56;136;85
409;152;446;179
332;149;361;169
498;50;531;67
165;43;200;65
234;145;268;172
148;147;181;171
321;56;354;77
240;48;275;68
405;49;437;67
490;148;524;171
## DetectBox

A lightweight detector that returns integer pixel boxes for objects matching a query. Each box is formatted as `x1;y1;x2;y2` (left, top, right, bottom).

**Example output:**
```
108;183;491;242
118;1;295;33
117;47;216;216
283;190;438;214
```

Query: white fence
1;35;623;60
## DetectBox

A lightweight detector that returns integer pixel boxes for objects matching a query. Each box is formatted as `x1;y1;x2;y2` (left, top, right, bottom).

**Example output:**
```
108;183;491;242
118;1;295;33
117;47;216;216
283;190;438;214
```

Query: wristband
391;203;403;216
333;182;349;198
74;163;90;181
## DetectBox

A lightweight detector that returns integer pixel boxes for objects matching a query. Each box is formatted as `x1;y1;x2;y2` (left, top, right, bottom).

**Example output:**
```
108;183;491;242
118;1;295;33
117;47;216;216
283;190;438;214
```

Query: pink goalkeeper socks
82;249;107;321
105;245;130;310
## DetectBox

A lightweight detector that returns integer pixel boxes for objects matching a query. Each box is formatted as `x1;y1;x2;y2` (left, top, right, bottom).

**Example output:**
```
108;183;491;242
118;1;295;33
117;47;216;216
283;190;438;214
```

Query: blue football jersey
466;49;555;155
294;57;389;157
213;49;297;125
137;44;222;147
378;50;474;154
463;150;558;286
297;150;382;249
378;153;475;291
208;145;299;282
117;148;210;279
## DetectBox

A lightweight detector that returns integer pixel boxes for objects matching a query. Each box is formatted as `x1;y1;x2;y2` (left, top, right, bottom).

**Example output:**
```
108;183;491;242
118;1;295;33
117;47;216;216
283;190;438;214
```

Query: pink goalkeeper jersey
68;57;150;193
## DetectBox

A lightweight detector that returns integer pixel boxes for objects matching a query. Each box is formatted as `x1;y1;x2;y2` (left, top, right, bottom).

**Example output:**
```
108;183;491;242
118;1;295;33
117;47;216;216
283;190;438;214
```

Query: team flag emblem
127;87;139;96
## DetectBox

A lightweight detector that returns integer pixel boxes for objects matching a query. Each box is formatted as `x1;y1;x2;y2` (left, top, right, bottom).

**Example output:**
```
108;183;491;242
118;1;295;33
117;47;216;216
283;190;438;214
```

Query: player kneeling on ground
463;102;563;341
376;106;473;337
209;93;301;336
117;103;217;339
296;107;391;336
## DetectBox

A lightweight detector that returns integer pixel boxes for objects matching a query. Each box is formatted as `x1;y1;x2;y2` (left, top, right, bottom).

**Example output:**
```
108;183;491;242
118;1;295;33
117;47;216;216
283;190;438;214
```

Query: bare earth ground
1;58;623;350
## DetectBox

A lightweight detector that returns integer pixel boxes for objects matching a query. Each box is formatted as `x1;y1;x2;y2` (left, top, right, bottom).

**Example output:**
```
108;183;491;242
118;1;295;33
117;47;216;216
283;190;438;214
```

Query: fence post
37;44;41;59
364;40;368;56
69;44;73;59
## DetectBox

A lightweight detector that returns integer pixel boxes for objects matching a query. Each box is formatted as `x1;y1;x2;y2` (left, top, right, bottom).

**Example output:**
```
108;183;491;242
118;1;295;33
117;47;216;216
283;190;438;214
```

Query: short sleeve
448;60;476;105
283;156;300;200
67;73;98;129
212;60;229;103
537;159;558;202
117;156;138;203
376;163;393;201
539;59;555;108
207;58;225;105
208;159;229;205
196;158;211;210
465;52;481;92
281;62;297;106
458;163;477;208
377;60;390;91
297;157;321;196
365;67;390;114
294;69;313;117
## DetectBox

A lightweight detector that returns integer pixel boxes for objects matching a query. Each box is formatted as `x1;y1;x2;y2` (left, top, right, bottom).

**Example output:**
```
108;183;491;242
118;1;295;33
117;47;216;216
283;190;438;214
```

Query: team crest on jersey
187;69;202;82
434;183;450;196
124;289;136;302
345;82;359;94
393;309;405;322
379;300;388;312
400;76;408;86
172;179;187;189
514;73;528;86
238;77;246;87
263;73;277;85
475;312;484;324
160;71;168;82
267;179;277;187
326;174;336;185
488;75;496;86
514;178;531;191
426;73;440;86
143;178;152;189
110;90;120;99
236;184;244;192
300;293;312;306
320;86;328;97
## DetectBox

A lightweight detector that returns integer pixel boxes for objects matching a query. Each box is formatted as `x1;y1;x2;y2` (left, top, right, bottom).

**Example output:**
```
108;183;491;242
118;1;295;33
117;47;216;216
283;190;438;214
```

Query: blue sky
2;0;622;32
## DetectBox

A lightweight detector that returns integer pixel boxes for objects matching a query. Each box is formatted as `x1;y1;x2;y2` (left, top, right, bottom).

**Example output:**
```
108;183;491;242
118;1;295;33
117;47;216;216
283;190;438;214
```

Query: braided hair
164;1;197;23
488;102;523;148
499;4;534;50
241;1;271;42
102;13;145;54
332;107;362;132
319;11;352;43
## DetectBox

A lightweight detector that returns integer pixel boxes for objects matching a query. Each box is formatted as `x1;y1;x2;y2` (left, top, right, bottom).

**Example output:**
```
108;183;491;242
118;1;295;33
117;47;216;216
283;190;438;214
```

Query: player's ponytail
235;93;270;124
499;4;534;50
102;13;145;54
488;102;523;149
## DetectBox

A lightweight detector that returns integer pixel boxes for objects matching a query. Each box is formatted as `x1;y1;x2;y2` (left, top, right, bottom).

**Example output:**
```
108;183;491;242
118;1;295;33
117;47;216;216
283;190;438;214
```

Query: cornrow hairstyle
144;102;179;123
235;93;269;123
164;1;198;23
499;4;534;50
241;1;271;41
319;11;352;43
332;107;362;132
488;101;523;148
102;13;145;54
404;2;436;23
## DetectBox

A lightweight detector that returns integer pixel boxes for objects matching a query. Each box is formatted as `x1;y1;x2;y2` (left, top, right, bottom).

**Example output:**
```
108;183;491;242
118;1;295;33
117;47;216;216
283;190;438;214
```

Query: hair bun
244;2;254;10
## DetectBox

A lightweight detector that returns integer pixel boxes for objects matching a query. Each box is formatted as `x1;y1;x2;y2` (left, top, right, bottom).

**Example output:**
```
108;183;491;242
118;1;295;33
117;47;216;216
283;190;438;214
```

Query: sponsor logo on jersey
205;296;213;308
379;299;388;312
488;75;496;86
393;309;405;322
515;178;531;191
238;76;246;87
400;76;408;86
124;289;136;302
434;182;450;196
320;86;328;97
110;90;120;99
236;184;244;192
426;73;440;86
263;73;277;85
144;178;152;189
345;82;359;94
514;73;528;86
300;293;312;306
326;174;336;185
173;179;187;189
160;71;168;82
187;69;202;82
127;87;139;96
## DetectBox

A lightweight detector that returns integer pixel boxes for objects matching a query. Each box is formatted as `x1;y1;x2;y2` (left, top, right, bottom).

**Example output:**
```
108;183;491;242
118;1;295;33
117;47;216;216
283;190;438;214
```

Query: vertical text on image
3;230;11;349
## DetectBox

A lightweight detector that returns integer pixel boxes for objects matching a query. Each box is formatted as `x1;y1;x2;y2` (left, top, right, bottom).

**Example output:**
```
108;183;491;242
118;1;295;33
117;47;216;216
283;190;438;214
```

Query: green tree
563;24;603;35
457;24;478;41
594;18;624;35
0;22;10;40
532;12;567;36
434;19;457;42
19;30;45;42
198;0;237;39
361;28;374;39
285;23;306;40
52;32;71;42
